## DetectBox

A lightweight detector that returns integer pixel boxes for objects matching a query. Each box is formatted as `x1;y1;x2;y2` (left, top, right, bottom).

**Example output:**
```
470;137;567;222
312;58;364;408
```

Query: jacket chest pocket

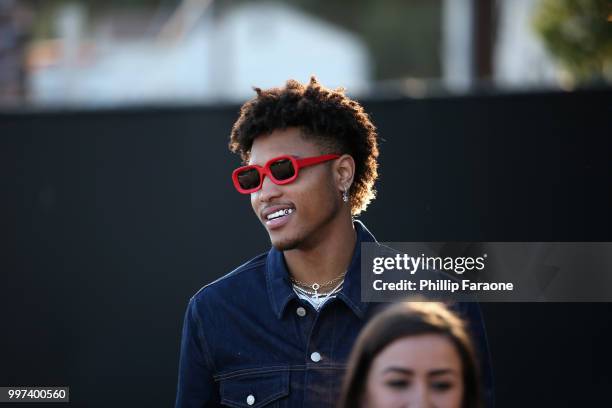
219;370;290;408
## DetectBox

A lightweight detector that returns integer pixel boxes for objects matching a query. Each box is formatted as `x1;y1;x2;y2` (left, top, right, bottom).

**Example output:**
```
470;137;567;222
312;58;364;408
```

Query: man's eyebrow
382;367;414;375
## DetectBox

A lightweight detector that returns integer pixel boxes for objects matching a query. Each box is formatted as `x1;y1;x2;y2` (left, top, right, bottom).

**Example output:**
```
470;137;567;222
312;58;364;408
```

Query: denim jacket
175;221;493;407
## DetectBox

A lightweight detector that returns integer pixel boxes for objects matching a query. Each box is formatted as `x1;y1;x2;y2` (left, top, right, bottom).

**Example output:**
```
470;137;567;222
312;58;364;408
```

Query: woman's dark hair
229;76;379;216
338;302;483;408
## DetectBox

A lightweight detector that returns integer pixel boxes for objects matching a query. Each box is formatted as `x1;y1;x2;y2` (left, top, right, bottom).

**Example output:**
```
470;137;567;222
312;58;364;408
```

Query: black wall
1;89;611;407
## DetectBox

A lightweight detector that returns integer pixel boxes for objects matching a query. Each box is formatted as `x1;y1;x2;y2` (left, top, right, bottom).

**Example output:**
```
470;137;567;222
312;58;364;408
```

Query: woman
338;302;483;408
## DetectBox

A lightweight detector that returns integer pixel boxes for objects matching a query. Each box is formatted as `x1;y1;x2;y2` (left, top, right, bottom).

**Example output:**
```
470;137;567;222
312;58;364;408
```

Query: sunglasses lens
269;158;295;181
237;168;261;190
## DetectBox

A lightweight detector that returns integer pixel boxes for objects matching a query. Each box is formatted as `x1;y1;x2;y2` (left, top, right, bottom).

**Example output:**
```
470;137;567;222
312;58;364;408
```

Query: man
175;77;492;407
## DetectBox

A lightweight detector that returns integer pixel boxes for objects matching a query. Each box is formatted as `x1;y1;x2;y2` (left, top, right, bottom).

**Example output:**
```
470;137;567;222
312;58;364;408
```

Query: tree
533;0;612;84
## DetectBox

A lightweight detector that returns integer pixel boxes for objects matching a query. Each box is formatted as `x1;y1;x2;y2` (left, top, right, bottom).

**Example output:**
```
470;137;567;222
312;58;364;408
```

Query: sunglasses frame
232;154;340;194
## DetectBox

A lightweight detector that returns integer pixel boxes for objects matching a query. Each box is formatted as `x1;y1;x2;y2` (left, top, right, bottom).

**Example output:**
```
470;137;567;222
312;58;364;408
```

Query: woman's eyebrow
428;368;457;376
382;367;414;375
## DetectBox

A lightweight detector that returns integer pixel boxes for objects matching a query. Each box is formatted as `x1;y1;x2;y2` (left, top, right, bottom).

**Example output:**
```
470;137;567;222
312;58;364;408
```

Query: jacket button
246;394;255;405
296;307;306;317
310;352;322;362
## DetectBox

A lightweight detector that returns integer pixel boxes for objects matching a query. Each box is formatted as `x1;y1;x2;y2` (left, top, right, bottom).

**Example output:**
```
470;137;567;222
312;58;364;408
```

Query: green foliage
533;0;612;83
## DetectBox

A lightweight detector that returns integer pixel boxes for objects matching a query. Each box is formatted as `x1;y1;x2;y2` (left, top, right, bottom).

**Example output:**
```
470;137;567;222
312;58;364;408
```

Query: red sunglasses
232;154;340;194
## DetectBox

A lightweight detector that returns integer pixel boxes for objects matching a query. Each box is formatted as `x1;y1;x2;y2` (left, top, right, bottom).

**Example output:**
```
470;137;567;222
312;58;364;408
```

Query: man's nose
256;175;282;202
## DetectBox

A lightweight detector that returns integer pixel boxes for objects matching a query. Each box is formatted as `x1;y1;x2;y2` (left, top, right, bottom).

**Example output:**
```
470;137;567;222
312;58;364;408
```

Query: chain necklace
290;270;347;293
292;282;344;297
292;280;344;311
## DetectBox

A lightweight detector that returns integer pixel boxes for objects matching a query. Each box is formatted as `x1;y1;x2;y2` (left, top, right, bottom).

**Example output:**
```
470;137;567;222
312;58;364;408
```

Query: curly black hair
229;77;379;215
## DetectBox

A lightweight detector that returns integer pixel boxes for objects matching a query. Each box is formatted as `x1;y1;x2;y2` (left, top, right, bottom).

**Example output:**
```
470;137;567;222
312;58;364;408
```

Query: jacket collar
265;219;377;319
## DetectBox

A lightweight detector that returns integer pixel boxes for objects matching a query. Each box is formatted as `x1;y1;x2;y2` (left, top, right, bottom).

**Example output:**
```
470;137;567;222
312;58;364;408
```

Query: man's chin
269;232;301;251
271;239;299;252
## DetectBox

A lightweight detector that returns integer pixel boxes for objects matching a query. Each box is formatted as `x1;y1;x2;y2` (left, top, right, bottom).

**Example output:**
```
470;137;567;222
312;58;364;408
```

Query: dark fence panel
1;89;610;407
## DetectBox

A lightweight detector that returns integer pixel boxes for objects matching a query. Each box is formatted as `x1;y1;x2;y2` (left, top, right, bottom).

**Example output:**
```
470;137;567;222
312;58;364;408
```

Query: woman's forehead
372;334;461;371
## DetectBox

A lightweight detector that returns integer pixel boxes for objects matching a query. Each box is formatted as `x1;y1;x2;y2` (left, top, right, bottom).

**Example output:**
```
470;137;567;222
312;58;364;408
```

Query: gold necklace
290;271;347;292
293;282;344;296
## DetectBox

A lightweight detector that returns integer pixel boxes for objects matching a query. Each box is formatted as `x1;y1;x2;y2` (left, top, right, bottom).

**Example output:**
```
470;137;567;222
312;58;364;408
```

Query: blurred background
1;1;611;407
1;0;611;107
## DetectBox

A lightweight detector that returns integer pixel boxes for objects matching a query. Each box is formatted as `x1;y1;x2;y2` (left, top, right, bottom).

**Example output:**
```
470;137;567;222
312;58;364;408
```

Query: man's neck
283;214;357;286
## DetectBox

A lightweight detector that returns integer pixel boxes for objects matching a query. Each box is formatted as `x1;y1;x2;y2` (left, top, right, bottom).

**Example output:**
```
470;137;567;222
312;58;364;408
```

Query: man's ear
334;154;355;191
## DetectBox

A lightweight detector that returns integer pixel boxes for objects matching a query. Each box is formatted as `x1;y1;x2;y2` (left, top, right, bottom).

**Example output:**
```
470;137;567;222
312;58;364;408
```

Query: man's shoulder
192;251;269;301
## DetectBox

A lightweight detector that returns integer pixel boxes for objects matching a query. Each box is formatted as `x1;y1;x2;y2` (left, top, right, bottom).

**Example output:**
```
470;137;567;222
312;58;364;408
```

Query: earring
342;189;349;203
